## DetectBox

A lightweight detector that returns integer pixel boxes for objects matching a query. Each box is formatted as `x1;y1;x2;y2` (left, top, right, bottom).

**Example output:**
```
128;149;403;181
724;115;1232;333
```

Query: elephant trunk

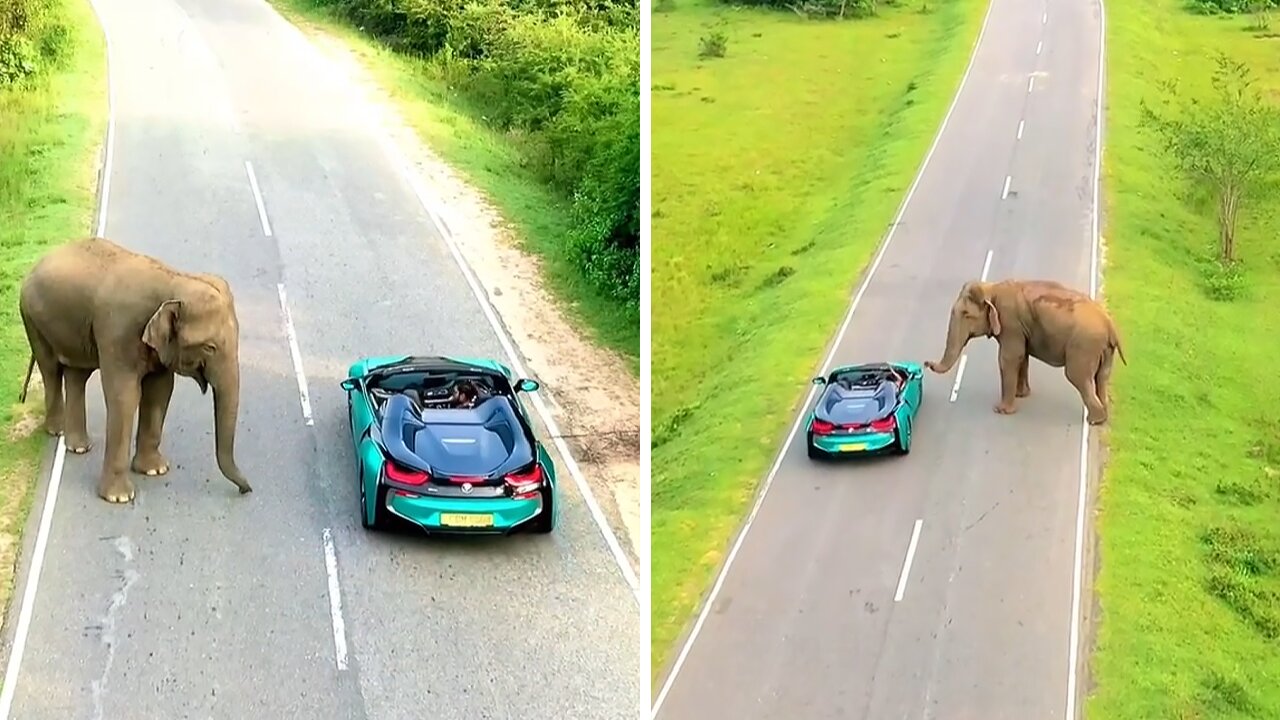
928;316;969;374
210;360;253;494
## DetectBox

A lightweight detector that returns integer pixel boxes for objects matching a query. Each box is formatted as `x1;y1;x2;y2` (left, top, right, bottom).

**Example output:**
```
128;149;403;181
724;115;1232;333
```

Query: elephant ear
143;300;182;367
984;299;1002;336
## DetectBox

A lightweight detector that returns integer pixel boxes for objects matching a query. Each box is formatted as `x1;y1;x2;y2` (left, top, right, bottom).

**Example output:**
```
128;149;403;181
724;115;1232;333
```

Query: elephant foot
131;452;170;477
1087;412;1108;426
1016;385;1031;398
993;402;1019;416
98;474;136;504
43;422;63;438
65;432;92;454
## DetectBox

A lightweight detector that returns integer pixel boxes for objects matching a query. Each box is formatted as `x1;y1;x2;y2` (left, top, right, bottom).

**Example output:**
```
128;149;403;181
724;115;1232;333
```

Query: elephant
924;279;1127;425
17;237;253;503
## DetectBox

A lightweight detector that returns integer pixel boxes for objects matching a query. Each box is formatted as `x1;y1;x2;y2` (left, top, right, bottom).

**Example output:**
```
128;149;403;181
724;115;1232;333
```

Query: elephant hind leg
63;367;94;454
1095;350;1115;418
132;371;173;477
23;322;65;437
1065;356;1107;425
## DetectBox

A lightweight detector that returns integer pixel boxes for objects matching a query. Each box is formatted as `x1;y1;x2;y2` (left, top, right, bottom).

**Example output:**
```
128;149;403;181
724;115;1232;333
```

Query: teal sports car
804;361;924;459
340;355;557;535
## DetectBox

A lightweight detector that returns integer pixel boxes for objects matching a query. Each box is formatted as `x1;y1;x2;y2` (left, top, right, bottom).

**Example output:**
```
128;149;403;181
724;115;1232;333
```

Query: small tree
1140;54;1280;264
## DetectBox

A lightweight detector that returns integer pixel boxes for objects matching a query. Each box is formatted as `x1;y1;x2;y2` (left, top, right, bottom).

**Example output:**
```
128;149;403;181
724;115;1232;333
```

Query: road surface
653;0;1104;717
0;0;639;718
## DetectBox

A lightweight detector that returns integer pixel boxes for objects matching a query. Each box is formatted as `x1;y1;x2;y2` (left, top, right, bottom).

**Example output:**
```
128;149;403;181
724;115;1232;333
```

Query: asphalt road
653;0;1103;718
0;0;639;718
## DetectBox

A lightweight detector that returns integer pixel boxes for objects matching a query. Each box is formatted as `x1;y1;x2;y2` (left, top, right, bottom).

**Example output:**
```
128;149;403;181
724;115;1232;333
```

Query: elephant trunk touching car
17;237;253;503
924;278;1127;425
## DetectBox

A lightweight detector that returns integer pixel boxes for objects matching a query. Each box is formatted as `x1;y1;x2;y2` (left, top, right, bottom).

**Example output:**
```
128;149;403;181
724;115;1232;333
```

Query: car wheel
528;485;555;534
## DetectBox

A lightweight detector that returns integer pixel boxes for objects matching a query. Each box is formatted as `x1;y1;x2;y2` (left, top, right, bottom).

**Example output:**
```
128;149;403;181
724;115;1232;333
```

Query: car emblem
461;483;473;494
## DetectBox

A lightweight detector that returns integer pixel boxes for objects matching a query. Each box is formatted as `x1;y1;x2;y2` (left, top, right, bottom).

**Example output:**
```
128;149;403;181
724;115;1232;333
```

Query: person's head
452;380;478;407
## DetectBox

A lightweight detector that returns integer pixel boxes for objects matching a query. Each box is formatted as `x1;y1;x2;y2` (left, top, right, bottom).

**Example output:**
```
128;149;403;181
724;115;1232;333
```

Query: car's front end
376;458;554;535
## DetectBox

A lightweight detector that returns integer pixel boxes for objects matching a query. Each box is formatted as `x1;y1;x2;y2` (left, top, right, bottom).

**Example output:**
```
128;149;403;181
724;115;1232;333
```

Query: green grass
650;0;988;678
1086;1;1280;717
0;0;107;617
266;0;639;372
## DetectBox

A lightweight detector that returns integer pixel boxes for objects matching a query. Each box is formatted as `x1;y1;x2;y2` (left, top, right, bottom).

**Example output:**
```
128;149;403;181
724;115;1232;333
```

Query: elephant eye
203;342;217;354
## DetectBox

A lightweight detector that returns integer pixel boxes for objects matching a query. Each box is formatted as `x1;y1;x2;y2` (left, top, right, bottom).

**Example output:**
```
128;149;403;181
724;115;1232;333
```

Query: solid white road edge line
276;284;315;426
651;0;1000;711
0;0;116;714
321;529;349;671
1066;0;1106;717
894;519;924;602
244;161;273;237
948;355;969;403
1001;175;1012;200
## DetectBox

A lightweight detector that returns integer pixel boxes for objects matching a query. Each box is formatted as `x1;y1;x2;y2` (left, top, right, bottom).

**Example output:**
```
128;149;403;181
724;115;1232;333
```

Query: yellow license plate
439;513;494;528
838;443;868;452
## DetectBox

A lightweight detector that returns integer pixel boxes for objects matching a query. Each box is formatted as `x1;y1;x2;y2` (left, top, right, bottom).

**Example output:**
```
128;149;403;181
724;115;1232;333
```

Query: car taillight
812;419;836;435
385;461;429;486
504;464;543;499
869;417;896;432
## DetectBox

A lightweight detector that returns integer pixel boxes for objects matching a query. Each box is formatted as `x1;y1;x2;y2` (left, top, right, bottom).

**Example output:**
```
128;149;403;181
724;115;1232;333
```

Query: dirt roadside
287;25;642;569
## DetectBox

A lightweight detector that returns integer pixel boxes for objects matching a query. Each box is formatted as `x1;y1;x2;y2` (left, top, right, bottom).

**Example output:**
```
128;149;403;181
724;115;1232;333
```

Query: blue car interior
380;392;535;480
818;372;901;425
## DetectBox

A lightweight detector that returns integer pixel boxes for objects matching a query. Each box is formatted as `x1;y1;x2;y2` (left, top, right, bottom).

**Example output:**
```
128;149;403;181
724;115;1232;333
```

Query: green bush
0;0;68;86
719;0;879;18
305;0;639;306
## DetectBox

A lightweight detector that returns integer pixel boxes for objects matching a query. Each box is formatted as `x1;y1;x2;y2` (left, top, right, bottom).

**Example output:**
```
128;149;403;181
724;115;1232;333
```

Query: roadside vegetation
0;0;107;617
272;0;640;364
650;0;987;676
1088;0;1280;716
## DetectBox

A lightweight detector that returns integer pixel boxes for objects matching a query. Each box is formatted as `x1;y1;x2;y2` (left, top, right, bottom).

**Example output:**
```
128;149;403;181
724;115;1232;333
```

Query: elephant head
141;274;252;494
926;280;1001;374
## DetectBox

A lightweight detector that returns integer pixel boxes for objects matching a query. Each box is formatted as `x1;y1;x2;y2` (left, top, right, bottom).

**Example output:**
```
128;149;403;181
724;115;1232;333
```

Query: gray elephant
924;279;1127;425
18;237;253;503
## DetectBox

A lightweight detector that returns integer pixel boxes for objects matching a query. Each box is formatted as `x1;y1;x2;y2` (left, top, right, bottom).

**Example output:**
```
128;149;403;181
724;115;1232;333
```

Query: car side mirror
516;378;540;393
811;377;827;386
340;378;358;392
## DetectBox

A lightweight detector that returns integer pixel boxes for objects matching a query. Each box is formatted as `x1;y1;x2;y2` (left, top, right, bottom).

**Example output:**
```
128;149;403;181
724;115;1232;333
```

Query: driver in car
449;380;489;409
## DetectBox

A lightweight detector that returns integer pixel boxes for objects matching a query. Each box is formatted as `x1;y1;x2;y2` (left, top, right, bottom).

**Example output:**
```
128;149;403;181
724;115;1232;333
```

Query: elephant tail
1108;320;1128;366
18;353;34;404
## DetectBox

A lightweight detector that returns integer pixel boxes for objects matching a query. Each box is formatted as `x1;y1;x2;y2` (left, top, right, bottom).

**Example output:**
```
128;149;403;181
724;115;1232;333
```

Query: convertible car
340;355;557;535
804;361;924;459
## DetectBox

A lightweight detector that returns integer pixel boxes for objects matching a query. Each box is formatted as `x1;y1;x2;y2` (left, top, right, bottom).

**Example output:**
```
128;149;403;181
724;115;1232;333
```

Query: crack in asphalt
90;537;139;720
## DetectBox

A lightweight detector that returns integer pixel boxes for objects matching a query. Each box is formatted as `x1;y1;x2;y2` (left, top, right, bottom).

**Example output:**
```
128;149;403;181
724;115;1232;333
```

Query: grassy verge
0;0;107;618
650;0;987;677
1087;1;1280;717
266;0;639;370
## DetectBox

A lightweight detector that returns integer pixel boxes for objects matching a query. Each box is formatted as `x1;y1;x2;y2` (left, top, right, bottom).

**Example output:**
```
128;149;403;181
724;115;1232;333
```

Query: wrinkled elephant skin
18;237;254;503
926;279;1127;424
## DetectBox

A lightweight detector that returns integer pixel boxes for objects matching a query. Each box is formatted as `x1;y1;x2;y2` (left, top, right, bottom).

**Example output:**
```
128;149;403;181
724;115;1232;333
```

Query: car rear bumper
385;491;545;534
811;431;897;454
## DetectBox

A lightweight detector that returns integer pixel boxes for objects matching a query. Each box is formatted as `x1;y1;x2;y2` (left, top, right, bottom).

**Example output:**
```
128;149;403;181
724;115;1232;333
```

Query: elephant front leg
99;370;141;504
63;367;94;454
132;371;173;476
1016;353;1031;398
993;348;1022;416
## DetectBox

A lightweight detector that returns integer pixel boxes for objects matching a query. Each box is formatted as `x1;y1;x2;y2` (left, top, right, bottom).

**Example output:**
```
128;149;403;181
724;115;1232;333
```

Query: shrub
305;0;639;306
0;0;67;86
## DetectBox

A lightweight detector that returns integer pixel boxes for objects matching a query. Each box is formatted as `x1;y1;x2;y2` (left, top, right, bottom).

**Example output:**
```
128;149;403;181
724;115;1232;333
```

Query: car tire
528;485;555;534
806;433;823;460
